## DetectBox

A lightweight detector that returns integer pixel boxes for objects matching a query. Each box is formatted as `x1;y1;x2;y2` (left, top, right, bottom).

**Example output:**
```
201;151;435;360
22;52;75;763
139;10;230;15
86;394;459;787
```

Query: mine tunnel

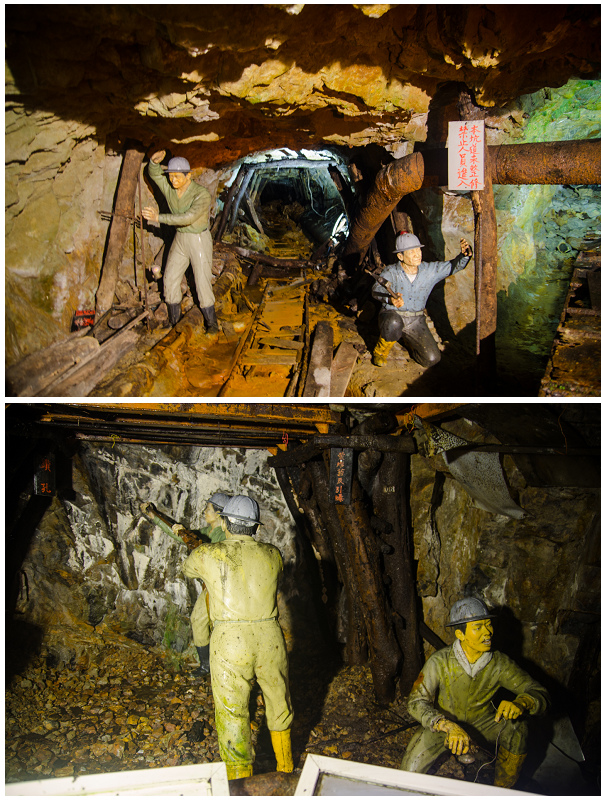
5;5;601;399
5;402;601;795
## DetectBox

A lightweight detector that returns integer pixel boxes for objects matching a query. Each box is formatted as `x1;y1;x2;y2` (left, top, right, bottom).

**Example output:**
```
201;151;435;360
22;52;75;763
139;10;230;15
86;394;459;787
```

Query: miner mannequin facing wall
371;233;473;368
142;150;218;332
182;495;293;780
401;597;550;789
189;492;231;678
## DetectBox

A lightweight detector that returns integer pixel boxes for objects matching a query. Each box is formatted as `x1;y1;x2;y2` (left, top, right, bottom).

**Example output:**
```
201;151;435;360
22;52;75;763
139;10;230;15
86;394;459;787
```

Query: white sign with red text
448;120;485;190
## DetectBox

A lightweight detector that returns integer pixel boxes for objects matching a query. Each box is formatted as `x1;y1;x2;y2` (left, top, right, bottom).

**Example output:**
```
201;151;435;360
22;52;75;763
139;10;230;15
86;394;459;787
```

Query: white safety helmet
445;597;494;627
164;156;191;173
222;495;261;526
208;492;231;513
393;232;424;253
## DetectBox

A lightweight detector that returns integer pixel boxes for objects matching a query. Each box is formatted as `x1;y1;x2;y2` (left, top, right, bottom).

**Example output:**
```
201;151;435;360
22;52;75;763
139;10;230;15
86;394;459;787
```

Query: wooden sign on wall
34;452;56;497
330;447;353;505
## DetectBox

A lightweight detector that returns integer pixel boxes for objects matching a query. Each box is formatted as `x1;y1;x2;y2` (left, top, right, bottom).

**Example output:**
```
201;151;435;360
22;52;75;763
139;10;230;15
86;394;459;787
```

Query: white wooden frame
5;761;229;796
295;754;534;796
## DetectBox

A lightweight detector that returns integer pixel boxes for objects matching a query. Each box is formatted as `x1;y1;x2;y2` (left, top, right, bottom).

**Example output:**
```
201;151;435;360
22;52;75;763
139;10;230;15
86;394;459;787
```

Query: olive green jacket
182;534;282;622
408;641;550;731
199;524;226;544
148;161;211;234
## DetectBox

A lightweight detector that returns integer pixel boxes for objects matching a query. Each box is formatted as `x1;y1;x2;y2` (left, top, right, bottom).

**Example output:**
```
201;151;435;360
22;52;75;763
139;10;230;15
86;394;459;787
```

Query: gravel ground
5;637;495;789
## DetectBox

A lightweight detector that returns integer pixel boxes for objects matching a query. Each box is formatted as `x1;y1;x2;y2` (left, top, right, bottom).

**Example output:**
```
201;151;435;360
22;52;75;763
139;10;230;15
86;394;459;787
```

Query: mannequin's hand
495;700;524;723
142;206;159;224
436;719;470;755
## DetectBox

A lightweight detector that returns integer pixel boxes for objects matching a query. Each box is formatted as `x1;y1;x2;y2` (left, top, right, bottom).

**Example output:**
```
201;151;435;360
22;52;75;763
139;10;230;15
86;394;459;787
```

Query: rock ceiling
6;4;601;167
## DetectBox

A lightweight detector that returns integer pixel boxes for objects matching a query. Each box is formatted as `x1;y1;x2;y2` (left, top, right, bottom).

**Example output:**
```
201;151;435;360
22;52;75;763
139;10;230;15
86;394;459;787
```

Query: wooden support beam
303;321;333;397
96;142;145;315
459;90;497;391
373;451;422;694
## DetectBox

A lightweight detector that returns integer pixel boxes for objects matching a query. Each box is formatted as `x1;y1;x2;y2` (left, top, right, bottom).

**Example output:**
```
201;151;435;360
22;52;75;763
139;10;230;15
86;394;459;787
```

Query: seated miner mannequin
189;492;231;677
142;150;218;332
401;597;550;789
182;495;293;781
371;233;473;368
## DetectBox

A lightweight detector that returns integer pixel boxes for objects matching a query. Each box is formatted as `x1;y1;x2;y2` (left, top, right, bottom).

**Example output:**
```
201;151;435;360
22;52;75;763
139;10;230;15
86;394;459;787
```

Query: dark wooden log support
459;90;498;390
308;460;369;667
96;142;146;315
334;465;402;704
372;451;422;694
267;418;423;704
268;433;416;469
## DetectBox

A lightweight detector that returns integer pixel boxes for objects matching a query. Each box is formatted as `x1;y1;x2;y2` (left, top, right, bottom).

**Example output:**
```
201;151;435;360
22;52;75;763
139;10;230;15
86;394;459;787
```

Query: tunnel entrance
216;148;352;262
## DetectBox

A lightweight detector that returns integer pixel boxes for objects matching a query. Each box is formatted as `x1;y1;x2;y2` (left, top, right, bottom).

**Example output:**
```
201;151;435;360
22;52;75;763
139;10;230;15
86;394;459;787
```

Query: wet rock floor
5;636;497;791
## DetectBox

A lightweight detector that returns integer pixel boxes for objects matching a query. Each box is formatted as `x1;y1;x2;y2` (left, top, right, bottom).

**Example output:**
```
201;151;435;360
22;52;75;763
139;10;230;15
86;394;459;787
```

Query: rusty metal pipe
344;151;424;264
421;139;601;186
489;140;601;185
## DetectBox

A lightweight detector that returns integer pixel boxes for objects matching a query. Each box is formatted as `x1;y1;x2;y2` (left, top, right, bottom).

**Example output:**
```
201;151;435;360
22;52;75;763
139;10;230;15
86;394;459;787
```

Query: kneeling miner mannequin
401;598;550;789
182;495;293;780
372;232;472;368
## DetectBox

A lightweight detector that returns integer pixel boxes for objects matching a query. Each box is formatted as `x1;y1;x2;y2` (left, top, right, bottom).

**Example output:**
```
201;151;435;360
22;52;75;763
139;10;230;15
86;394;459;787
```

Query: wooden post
372;451;422;694
308;460;369;667
96;142;145;315
459;91;497;390
335;466;401;704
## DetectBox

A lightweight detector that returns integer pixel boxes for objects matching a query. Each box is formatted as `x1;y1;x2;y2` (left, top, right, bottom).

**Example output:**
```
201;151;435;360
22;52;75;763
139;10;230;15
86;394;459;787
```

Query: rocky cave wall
409;416;601;689
5;4;601;375
14;443;303;664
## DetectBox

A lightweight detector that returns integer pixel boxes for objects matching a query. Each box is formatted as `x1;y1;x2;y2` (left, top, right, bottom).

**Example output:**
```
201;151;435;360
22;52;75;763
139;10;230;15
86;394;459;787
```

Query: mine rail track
218;278;311;396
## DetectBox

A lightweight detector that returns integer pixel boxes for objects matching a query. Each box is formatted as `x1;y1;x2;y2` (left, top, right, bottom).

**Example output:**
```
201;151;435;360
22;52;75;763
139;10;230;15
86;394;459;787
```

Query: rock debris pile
6;636;495;788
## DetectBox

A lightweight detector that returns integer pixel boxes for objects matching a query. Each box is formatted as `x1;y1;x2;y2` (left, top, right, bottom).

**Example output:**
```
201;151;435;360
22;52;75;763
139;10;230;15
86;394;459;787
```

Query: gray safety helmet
208;492;232;512
393;232;424;253
221;495;261;526
445;597;494;627
164;156;191;174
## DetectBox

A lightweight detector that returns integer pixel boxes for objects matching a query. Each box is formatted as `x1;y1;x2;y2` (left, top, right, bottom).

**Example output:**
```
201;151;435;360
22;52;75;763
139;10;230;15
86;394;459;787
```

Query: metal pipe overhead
421;139;601;187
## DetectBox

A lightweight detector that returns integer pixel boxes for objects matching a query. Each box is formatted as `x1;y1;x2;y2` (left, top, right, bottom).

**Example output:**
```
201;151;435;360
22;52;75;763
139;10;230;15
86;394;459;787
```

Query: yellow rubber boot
271;728;294;772
226;762;253;780
372;337;395;367
494;746;526;788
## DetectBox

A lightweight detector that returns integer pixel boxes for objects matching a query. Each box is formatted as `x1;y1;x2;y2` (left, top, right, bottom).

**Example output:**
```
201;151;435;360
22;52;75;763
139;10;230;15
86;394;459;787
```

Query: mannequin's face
204;503;219;525
456;619;493;661
398;247;422;269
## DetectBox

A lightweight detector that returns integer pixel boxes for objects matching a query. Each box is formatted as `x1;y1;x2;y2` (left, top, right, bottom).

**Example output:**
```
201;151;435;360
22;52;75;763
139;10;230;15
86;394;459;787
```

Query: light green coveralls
148;161;214;308
182;535;293;769
401;641;550;773
190;524;226;648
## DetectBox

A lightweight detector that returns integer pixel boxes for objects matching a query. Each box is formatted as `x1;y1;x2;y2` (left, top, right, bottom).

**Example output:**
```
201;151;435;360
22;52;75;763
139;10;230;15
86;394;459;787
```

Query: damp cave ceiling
5;4;601;168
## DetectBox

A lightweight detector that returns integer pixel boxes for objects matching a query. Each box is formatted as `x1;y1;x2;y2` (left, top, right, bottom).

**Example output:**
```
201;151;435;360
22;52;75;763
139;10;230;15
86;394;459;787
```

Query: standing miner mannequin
371;233;473;368
189;492;231;677
182;495;293;781
142;150;219;332
401;598;550;789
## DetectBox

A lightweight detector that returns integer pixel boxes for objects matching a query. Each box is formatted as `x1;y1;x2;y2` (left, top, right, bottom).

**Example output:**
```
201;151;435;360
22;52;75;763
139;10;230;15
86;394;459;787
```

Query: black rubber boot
193;645;210;678
167;302;181;326
200;305;219;333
